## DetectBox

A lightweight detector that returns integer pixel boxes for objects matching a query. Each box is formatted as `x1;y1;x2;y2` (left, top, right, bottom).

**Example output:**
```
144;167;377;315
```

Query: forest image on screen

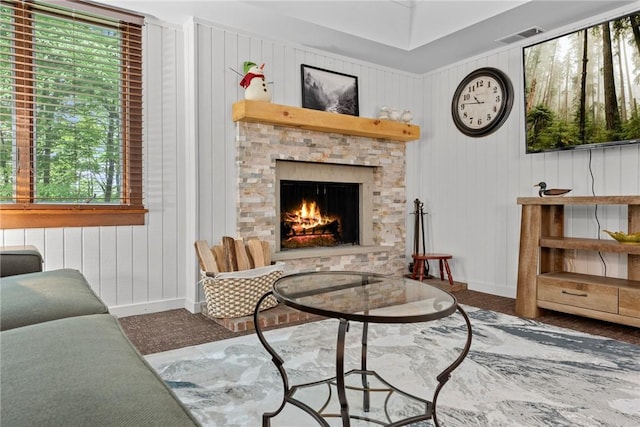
524;12;640;153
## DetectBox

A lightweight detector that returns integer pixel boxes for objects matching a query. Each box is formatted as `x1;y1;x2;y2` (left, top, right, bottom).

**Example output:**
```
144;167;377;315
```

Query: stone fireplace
234;105;412;277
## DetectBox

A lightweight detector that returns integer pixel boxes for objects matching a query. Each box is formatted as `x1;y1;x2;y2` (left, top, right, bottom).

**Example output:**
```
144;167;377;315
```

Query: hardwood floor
119;289;640;356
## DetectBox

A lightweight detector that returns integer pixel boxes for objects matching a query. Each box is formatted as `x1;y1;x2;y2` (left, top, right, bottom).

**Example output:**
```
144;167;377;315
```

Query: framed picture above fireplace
301;64;359;116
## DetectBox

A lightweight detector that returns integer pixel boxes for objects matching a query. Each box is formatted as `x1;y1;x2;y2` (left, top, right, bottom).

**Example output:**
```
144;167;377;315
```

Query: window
0;0;145;228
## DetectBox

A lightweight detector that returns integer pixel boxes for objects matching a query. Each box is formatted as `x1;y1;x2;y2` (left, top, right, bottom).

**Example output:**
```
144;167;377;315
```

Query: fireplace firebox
275;160;374;254
280;180;359;250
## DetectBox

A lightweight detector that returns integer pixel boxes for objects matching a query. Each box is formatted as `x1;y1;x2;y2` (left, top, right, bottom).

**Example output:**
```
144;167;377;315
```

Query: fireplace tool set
410;198;429;276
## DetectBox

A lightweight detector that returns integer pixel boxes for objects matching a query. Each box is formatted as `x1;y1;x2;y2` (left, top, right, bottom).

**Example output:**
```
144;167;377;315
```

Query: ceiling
102;0;638;74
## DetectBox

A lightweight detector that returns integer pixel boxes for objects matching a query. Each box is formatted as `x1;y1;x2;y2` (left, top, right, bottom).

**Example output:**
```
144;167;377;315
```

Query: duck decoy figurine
535;182;572;197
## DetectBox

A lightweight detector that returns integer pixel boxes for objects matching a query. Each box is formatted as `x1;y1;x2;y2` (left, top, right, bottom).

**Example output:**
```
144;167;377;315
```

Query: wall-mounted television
524;11;640;153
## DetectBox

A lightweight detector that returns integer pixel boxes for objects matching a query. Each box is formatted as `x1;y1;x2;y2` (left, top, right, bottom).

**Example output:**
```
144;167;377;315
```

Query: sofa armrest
0;246;43;278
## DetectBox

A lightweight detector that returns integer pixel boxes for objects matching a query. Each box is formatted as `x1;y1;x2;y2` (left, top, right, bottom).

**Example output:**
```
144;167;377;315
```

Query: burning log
306;219;339;235
283;219;339;236
281;235;338;249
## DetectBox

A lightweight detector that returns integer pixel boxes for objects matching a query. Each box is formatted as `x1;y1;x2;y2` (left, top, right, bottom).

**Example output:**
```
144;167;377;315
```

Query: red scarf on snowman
240;72;264;89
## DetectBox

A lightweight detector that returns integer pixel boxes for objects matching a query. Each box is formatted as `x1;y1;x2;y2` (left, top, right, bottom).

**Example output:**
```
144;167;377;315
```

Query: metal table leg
254;292;288;427
361;321;370;412
254;292;331;427
336;318;351;426
431;304;473;427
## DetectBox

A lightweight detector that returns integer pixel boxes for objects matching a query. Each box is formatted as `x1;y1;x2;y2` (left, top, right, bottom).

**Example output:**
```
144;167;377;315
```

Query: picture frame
301;64;359;116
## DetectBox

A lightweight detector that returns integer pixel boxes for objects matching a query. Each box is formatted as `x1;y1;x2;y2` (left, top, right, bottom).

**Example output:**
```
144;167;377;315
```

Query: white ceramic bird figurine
239;61;272;102
378;106;389;120
389;108;400;121
535;182;572;197
401;109;413;123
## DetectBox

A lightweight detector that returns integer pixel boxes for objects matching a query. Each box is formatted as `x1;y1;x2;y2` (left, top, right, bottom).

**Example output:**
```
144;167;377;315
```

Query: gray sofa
0;247;200;427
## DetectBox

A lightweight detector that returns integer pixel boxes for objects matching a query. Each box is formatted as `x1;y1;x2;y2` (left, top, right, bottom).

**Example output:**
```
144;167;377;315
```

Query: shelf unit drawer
537;273;618;313
620;288;640;319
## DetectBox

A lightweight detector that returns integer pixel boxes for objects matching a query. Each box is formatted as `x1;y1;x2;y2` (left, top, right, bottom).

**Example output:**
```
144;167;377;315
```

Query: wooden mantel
232;100;420;142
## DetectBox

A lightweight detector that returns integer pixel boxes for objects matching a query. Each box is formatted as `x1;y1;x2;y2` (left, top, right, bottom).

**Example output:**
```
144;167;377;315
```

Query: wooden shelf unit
515;196;640;327
232;100;420;142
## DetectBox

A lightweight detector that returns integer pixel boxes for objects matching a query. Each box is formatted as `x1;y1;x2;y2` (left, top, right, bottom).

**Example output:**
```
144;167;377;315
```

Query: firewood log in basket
194;237;283;318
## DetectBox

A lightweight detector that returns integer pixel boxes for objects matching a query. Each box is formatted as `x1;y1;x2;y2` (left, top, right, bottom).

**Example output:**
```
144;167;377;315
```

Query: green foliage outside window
1;4;124;203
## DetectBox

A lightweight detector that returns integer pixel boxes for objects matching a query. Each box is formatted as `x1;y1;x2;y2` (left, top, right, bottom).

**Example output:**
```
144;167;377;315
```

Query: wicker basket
200;262;284;318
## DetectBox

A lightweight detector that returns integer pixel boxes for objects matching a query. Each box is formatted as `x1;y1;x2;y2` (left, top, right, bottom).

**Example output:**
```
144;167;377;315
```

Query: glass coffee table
254;271;472;427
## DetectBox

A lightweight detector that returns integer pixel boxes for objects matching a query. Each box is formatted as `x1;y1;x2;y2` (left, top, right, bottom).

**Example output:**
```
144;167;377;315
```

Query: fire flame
282;198;341;248
295;200;325;229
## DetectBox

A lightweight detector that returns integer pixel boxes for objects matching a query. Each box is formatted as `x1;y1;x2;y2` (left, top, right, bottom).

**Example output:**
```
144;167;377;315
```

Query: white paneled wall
1;21;189;316
411;5;640;297
3;6;638;314
1;18;424;316
192;17;425;269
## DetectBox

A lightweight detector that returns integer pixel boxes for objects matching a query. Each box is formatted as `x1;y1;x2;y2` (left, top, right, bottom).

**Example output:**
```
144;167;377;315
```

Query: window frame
0;0;146;229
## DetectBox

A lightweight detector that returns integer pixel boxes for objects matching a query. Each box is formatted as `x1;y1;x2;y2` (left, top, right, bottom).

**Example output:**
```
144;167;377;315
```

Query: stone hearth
207;304;323;332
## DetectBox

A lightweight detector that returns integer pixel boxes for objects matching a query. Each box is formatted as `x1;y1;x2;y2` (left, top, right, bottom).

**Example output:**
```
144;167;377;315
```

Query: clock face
451;68;513;137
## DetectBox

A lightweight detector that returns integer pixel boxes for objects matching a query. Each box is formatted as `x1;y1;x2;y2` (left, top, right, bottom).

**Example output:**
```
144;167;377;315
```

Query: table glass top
273;271;457;323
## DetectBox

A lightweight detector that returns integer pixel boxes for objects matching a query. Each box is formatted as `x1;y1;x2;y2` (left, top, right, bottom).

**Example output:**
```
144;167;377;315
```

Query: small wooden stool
411;253;454;285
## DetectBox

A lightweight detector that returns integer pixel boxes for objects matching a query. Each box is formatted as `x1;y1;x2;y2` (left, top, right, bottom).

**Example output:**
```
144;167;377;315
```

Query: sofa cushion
0;268;108;331
0;245;43;277
0;314;200;427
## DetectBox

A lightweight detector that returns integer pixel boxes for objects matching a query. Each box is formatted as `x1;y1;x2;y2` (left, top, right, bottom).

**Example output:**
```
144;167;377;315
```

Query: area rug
146;306;640;426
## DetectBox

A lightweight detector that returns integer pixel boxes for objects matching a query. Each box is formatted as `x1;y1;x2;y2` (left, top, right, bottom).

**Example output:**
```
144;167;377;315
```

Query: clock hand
473;96;484;104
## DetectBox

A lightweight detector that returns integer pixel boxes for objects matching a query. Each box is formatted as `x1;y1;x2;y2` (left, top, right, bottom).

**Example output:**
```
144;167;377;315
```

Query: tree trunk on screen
579;29;588;143
602;22;620;133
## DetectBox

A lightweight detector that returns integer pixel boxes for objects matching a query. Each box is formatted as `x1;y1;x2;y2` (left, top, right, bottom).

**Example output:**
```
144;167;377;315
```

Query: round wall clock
451;67;513;137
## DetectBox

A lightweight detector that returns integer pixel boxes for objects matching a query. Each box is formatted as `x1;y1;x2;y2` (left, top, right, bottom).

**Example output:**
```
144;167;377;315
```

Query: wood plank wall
194;18;425;250
1;21;188;315
412;4;640;297
0;18;424;315
2;5;638;314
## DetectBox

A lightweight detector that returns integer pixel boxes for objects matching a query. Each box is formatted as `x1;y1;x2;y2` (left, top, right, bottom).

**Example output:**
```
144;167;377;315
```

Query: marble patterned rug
146;307;640;426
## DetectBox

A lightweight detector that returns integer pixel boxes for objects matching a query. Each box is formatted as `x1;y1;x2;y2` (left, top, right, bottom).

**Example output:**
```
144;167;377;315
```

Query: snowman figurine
239;61;272;102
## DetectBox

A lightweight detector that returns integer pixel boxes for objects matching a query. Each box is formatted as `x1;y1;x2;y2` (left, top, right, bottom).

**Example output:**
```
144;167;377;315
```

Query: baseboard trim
467;280;516;299
110;298;203;318
183;297;203;314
